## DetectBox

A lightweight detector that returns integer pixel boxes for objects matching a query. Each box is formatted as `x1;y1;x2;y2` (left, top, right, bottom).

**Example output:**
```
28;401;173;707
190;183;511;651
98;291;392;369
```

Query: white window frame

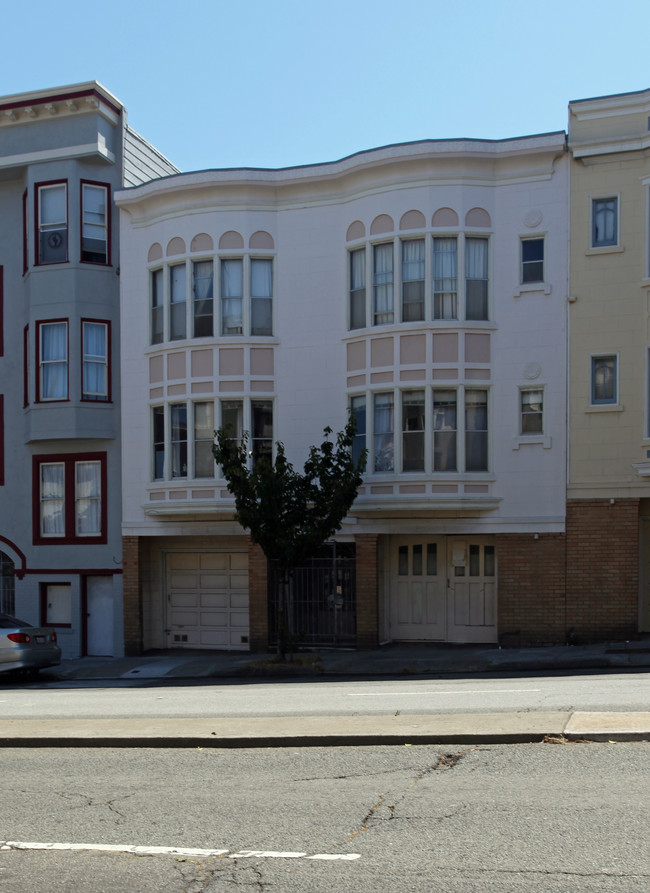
81;182;108;264
520;237;545;285
590;353;619;406
519;387;544;435
590;195;620;249
37;182;67;264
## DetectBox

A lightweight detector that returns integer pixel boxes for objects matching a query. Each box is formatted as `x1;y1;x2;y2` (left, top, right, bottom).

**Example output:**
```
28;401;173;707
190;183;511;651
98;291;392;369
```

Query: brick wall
248;539;268;652
355;534;379;649
496;533;566;646
122;535;143;656
566;499;639;642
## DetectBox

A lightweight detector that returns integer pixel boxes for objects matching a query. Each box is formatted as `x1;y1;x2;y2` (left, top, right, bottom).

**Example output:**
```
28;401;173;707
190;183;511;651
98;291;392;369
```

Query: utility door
85;576;114;656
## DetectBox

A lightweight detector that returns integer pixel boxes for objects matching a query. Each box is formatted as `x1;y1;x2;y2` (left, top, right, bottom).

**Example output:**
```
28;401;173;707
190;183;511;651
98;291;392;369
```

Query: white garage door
166;552;249;651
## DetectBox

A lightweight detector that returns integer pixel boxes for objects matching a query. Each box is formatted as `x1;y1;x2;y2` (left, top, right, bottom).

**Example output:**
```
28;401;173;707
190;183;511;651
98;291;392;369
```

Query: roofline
569;86;650;106
0;81;123;117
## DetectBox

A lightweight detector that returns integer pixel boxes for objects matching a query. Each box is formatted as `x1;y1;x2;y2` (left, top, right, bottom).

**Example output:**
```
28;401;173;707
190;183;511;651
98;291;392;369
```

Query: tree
212;418;367;656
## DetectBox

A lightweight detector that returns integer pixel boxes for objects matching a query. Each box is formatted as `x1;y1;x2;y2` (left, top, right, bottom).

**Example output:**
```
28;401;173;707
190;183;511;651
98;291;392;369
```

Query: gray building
0;82;177;658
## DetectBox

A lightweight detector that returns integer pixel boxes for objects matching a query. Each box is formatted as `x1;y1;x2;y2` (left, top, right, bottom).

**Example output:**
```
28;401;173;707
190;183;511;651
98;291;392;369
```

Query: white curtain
41;464;65;535
83;323;107;399
75;462;101;535
221;259;243;334
373;244;394;324
41;323;67;399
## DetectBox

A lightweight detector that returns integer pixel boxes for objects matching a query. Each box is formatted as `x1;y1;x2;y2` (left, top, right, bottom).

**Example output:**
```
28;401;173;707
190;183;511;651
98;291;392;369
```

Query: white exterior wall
117;136;568;544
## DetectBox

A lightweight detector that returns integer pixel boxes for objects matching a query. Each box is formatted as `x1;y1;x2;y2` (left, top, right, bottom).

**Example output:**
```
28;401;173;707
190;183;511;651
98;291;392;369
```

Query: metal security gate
268;543;356;648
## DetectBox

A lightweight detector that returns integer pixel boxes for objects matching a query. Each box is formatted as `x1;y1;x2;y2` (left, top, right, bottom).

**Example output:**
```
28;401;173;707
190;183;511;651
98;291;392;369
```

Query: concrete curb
1;712;648;748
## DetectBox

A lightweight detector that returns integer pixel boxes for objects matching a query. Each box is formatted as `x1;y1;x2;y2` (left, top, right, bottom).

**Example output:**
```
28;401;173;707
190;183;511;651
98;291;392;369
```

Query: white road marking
0;841;360;861
347;688;541;696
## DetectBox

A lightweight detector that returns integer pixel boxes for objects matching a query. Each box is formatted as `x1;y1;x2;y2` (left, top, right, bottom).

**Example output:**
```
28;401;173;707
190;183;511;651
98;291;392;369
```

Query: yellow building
568;88;650;638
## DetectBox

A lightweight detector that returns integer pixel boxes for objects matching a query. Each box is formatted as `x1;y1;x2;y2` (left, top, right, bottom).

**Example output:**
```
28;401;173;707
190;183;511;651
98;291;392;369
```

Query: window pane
398;545;409;575
39;184;67;263
221;259;243;335
465;238;488;320
193;261;214;337
251;259;273;335
402;240;424;322
40;463;65;536
434;237;458;319
412;544;422;576
373;392;394;471
75;461;101;535
151;269;163;344
171;404;188;477
521;238;544;283
484;545;495;576
83;322;108;401
252;400;273;465
426;543;437;576
350;249;366;329
40;322;68;400
169;264;186;340
402;390;424;472
592;198;617;247
592;356;616;404
153;406;165;480
469;544;480;576
350;395;366;466
373;243;394;325
433;389;457;472
465;389;488;472
82;184;107;263
194;402;215;478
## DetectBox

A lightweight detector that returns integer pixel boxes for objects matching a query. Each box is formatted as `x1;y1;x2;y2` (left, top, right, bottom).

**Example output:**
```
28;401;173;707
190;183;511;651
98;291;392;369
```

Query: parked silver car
0;613;61;676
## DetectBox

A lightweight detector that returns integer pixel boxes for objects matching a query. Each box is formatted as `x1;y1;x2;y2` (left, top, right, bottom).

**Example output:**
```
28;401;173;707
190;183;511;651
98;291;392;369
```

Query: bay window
81;182;109;264
373;392;394;471
350;395;366;466
401;240;424;322
252;400;273;465
194;402;215;477
433;389;457;471
192;261;214;337
373;244;394;325
402;390;425;471
153;406;165;480
250;259;273;336
349;248;366;329
38;320;68;401
169;263;186;340
465;238;488;320
465;389;488;471
170;403;188;478
221;259;243;335
151;269;163;344
82;320;109;401
433;237;458;319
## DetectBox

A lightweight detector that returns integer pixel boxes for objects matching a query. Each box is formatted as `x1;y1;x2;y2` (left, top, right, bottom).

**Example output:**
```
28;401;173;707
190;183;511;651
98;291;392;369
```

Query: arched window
0;551;15;615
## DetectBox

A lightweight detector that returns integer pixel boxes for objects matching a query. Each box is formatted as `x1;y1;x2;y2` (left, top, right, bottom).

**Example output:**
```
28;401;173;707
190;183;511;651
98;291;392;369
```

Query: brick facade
122;535;143;656
496;533;567;646
355;534;379;649
566;499;639;642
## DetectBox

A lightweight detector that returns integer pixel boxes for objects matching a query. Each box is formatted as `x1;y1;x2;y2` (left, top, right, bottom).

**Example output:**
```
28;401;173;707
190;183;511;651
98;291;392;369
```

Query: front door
390;536;497;643
85;576;114;656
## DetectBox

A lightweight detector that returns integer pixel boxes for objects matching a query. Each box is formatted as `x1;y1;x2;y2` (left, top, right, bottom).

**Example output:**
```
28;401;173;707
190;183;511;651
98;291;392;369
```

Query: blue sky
3;0;648;171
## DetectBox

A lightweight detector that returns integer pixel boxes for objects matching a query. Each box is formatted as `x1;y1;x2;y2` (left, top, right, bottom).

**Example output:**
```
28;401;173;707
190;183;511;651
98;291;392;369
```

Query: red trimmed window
0;265;3;356
0;395;4;486
36;319;68;402
22;191;28;275
23;325;29;407
33;452;107;545
35;180;68;265
81;319;111;402
81;181;110;265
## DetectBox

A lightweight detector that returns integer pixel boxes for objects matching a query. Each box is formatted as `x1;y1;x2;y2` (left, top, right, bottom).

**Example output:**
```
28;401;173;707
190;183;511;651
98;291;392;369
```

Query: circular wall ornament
524;362;542;380
524;209;542;228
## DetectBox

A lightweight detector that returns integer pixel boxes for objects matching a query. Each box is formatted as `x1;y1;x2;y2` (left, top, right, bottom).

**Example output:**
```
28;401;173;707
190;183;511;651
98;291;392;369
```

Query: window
521;238;544;283
41;583;72;627
82;321;109;402
194;402;215;477
402;390;425;471
591;355;617;405
350;395;366;466
37;321;68;401
81;182;109;264
33;453;107;545
373;244;394;325
433;389;457;471
250;259;273;336
22;190;28;275
221;259;243;335
433;237;457;319
373;392;394;471
251;400;273;465
221;399;243;445
170;403;188;478
401;240;424;322
465;389;488;471
0;265;3;357
151;269;163;344
349;249;366;329
592;197;618;248
153;406;165;479
0;395;3;486
520;388;543;434
192;261;214;337
465;238;488;320
23;325;29;407
36;182;67;264
169;264;186;340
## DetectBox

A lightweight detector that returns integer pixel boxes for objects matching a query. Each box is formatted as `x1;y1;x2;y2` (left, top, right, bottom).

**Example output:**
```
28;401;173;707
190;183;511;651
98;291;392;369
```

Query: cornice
0;82;122;129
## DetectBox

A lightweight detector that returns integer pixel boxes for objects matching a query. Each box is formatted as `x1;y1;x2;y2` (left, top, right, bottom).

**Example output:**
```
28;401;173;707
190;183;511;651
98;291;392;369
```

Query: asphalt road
1;742;648;892
1;670;649;719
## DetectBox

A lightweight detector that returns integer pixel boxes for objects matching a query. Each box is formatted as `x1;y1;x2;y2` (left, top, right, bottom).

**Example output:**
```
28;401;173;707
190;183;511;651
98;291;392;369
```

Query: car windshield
0;614;33;629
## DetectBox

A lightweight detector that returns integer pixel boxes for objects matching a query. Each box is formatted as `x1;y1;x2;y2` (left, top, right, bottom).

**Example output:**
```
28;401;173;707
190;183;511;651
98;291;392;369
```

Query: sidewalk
45;638;650;682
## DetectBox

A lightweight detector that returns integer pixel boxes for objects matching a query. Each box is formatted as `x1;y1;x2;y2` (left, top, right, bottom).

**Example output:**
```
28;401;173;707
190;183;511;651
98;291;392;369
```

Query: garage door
166;552;249;650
